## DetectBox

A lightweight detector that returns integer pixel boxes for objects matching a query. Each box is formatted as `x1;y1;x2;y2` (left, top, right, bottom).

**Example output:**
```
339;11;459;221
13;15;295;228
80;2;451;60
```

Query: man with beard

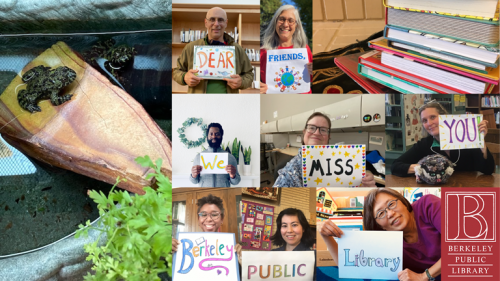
172;7;254;93
190;123;240;187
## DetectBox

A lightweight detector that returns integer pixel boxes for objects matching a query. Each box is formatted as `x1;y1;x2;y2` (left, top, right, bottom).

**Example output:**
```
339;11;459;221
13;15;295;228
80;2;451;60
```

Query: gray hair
262;5;308;50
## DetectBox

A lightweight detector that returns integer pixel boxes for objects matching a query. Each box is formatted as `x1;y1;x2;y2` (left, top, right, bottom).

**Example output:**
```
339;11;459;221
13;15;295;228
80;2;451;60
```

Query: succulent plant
241;145;251;165
232;138;240;164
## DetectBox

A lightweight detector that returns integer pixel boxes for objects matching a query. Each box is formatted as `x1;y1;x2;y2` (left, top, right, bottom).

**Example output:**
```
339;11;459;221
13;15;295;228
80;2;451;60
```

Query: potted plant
241;145;251;176
231;137;241;165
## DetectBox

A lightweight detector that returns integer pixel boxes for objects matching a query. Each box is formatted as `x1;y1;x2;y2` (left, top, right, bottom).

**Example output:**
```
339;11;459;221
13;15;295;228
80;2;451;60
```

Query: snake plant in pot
241;145;251;175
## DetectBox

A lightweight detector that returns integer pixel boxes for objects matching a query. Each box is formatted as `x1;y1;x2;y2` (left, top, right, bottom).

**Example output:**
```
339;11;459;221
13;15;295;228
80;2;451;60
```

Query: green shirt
206;80;227;93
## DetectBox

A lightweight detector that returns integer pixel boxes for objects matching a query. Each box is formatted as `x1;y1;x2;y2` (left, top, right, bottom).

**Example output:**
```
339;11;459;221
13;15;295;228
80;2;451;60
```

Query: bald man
173;7;254;93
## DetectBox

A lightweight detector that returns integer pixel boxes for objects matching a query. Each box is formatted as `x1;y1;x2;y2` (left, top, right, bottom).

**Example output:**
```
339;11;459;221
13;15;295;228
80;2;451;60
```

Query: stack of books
482;95;500;107
358;0;500;94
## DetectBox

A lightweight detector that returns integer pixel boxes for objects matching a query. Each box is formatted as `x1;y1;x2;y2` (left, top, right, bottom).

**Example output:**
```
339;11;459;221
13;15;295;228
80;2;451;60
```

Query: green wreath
178;117;207;149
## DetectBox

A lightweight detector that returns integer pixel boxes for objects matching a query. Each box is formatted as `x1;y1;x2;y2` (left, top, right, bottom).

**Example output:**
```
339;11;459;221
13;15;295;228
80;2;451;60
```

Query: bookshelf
172;4;260;94
466;94;500;128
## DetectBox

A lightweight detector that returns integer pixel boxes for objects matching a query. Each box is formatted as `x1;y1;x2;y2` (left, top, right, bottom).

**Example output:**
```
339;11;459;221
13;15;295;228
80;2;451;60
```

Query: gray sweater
190;147;241;187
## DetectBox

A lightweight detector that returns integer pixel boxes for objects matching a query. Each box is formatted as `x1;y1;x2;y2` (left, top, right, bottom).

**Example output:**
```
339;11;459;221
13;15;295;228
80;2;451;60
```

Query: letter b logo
446;192;496;242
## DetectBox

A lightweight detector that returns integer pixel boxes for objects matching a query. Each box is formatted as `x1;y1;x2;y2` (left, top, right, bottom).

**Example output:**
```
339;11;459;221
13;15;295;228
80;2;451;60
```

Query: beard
208;137;222;149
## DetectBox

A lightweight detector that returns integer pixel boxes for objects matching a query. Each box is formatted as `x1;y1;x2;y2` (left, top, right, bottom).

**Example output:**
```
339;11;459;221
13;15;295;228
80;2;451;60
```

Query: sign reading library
173;232;240;281
266;48;310;94
303;145;366;187
242;251;314;280
193;45;236;79
200;153;228;174
439;114;484;150
338;231;403;280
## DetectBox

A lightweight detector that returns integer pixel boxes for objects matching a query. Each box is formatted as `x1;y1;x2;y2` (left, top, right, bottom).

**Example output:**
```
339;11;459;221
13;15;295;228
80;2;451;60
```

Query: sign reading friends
302;145;366;187
200;153;228;174
338;231;403;280
193;45;236;79
242;251;315;280
439;114;484;150
173;232;240;281
266;48;310;94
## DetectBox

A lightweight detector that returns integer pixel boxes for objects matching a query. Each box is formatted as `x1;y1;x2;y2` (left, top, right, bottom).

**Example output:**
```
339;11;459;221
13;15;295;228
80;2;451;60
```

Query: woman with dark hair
273;112;376;187
320;188;442;281
392;100;494;177
271;208;314;251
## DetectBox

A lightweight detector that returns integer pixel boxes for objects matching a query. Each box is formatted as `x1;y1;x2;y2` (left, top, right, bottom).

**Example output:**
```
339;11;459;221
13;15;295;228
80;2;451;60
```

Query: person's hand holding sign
223;74;242;89
320;220;344;238
260;82;268;94
397;268;427;281
191;165;202;178
184;69;204;87
306;62;312;76
225;164;237;178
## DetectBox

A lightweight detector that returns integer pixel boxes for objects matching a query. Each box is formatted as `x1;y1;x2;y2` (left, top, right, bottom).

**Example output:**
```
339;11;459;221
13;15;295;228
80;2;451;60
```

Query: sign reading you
439;114;484;150
173;232;240;281
200;153;228;174
266;48;310;94
242;251;314;280
303;145;366;187
338;231;403;280
193;45;236;79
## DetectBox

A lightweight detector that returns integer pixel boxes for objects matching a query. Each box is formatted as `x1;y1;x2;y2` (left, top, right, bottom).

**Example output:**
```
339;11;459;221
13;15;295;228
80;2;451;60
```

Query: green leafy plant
76;156;172;281
241;145;251;165
224;141;231;154
231;137;241;164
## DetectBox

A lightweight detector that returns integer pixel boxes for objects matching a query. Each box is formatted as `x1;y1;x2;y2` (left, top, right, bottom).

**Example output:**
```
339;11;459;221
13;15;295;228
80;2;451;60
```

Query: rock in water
0;41;172;194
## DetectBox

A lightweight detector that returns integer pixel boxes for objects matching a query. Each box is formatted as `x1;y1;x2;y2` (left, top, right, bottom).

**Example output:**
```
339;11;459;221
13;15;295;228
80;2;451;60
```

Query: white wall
172;95;260;179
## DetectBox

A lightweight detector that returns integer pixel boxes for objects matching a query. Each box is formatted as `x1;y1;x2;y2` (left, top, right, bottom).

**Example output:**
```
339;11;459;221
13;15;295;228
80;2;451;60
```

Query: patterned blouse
273;150;303;187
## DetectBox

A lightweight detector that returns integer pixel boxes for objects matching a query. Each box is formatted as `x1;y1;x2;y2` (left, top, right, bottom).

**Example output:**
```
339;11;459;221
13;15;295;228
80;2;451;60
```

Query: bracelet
425;269;435;281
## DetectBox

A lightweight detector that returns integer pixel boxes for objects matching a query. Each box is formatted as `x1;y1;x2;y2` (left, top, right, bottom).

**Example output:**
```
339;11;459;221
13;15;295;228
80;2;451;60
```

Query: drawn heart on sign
335;145;338;148
323;146;325;148
307;146;310;148
327;146;330;148
362;173;366;176
343;145;346;148
217;270;222;275
348;145;351;148
303;167;306;170
304;184;307;187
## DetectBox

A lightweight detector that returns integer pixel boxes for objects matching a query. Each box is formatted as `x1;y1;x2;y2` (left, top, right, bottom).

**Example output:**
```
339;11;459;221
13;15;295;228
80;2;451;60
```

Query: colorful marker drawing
266;48;310;94
193;45;236;79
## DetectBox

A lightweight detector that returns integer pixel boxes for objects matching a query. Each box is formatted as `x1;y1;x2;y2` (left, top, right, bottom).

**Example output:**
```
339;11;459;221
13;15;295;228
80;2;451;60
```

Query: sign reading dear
193;45;236;79
266;48;310;94
338;231;403;280
173;232;240;281
439;114;484;150
200;153;228;174
303;145;366;187
242;251;314;280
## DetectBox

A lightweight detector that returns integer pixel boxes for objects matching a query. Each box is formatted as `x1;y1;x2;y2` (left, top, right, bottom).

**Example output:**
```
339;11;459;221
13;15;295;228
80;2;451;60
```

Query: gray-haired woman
259;5;313;94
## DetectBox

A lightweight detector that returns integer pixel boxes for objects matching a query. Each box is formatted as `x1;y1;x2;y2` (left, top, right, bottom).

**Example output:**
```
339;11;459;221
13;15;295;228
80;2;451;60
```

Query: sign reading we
303;145;366;187
193;45;236;79
242;251;314;280
439;114;484;150
200;153;228;174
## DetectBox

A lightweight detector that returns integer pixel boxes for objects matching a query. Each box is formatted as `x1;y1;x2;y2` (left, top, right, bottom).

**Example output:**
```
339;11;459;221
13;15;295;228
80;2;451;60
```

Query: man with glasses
190;122;241;187
173;7;254;93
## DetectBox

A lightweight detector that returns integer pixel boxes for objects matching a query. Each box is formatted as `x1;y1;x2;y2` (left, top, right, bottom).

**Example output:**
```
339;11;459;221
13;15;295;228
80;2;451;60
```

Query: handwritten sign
338;231;403;280
173;232;240;281
193;45;236;79
266;48;310;94
200;153;228;174
303;145;366;187
242;251;314;280
439;114;484;150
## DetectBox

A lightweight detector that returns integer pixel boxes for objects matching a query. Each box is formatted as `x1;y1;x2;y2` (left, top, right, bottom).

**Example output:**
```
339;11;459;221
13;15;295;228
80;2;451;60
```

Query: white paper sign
303;145;366;187
439;114;484;150
242;251;315;281
200;153;228;174
173;232;240;281
193;45;236;79
266;48;310;94
338;231;403;280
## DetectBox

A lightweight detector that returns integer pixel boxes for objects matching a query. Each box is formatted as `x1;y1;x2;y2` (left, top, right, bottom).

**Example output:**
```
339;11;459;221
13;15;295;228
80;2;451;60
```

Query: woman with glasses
172;194;242;264
259;5;313;94
320;188;442;281
273;112;376;187
391;101;494;177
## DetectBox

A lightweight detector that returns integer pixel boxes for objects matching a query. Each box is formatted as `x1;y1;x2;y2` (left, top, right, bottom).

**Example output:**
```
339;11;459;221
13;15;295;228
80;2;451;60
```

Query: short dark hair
271;208;314;248
207;123;224;137
197;194;225;219
363;188;413;231
302;112;331;145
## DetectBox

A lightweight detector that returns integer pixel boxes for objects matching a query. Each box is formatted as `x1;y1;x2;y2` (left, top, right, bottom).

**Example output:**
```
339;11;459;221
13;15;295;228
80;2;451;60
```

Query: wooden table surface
386;171;500;187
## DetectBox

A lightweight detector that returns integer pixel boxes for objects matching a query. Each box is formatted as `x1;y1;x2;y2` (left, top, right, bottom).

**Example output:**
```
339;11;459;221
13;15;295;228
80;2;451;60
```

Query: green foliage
225;141;231;154
291;0;313;49
240;145;252;165
261;0;283;38
231;138;241;164
76;155;172;280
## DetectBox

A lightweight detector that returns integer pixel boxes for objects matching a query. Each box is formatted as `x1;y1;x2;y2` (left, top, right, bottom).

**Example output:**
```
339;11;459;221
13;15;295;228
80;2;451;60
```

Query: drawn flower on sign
203;69;209;76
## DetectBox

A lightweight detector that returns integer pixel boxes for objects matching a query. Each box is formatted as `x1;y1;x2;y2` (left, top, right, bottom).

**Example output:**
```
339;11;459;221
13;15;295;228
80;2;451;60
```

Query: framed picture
242;187;280;202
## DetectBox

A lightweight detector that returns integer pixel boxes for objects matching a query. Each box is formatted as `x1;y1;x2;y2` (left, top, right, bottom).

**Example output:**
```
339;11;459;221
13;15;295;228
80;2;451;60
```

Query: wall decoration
242;251;315;280
199;153;228;174
439;114;484;150
241;200;274;250
266;48;310;94
178;117;207;149
173;232;240;281
316;188;337;222
242;187;280;202
193;45;236;79
404;95;425;145
303;145;366;187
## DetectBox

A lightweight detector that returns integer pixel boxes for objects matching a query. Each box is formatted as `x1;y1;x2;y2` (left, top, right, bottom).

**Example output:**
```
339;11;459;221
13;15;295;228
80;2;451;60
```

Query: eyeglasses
206;17;226;24
198;211;221;220
375;199;399;219
277;17;296;25
305;124;330;135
